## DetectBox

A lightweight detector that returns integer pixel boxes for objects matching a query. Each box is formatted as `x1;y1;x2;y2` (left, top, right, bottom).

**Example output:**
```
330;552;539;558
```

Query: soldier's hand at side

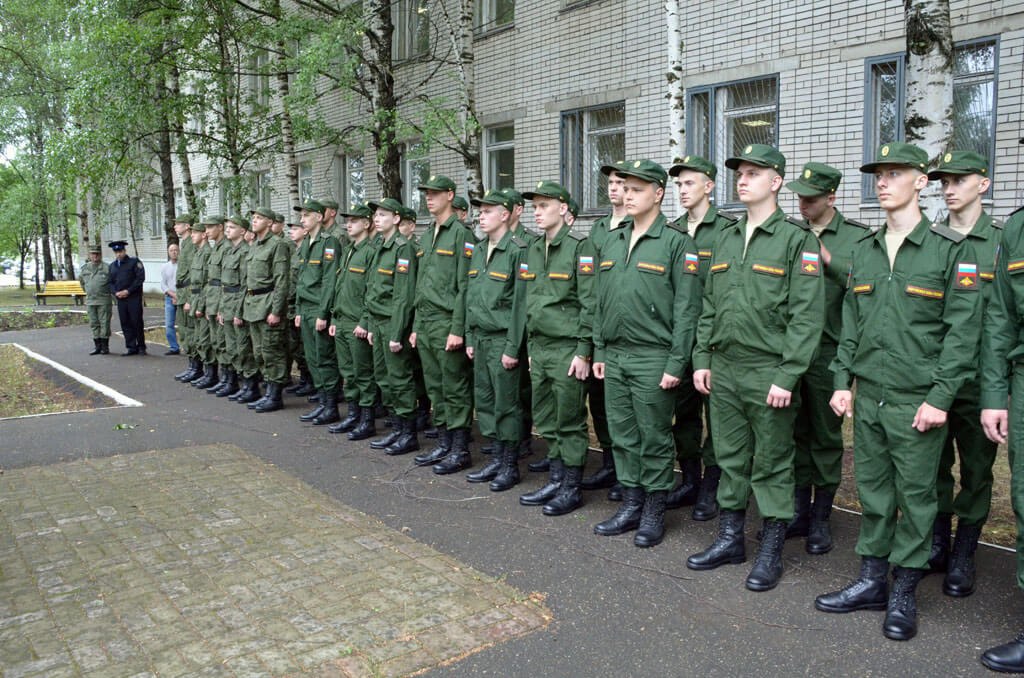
568;356;590;381
593;362;605;379
316;318;327;331
981;409;1009;444
445;333;464;351
217;313;224;325
830;390;853;417
294;315;301;328
184;303;190;312
195;310;203;318
328;325;336;337
233;317;242;327
818;240;832;266
267;313;281;326
660;373;681;390
354;325;367;339
367;332;374;346
389;340;402;353
912;402;947;432
409;332;417;348
466;346;474;360
501;354;518;370
693;369;711;395
766;384;792;408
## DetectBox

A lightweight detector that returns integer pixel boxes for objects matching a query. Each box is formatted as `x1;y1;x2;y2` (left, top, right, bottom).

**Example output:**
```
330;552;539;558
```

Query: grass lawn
0;285;164;310
0;344;116;418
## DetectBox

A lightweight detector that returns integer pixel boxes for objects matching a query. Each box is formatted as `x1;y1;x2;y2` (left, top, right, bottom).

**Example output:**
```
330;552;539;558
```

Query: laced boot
414;426;451;466
230;376;253;401
245;382;268;407
594;487;645;536
927;513;952;575
193;364;219;389
311;392;340;425
206;367;230;394
215;370;239;397
814;556;889;613
90;338;102;355
806;489;835;554
883;566;925;641
175;357;197;381
607;482;624;502
542;465;584;516
666;458;702;509
370;413;402;449
299;392;326;422
433;429;472;475
785;486;813;538
686;510;746;570
489;443;521;492
348;407;377;441
423;426;440;439
467;441;503;483
943;522;982;597
580;448;617;490
415;398;432;432
385;418;420;456
517;434;533;459
329;402;359;434
520;460;565;506
692;465;722;521
480;442;495;455
982;632;1024;673
284;367;307;393
746;520;787;591
253;382;284;413
634;490;668;548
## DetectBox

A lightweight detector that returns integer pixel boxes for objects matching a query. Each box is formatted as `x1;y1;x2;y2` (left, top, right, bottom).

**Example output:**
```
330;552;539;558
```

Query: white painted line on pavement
9;342;144;408
833;504;1015;553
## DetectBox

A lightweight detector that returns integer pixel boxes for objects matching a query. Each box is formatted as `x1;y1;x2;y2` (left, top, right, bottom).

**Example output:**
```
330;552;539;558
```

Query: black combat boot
415;398;432;432
329;402;359;434
607;482;624;502
883;566;925;641
384;418;419;456
666;458;702;509
542;465;584;516
99;338;110;354
806;489;835;554
927;513;952;575
518;434;533;459
175;358;196;381
580;448;617;490
183;358;203;382
944;522;982;597
414;426;450;466
206;367;230;394
528;457;550;472
299;392;325;422
692;465;722;521
490;443;521;492
687;510;746;570
594;487;645;536
815;556;889;613
312;392;340;425
466;441;503;483
746;520;787;591
347;407;377;441
785;486;813;538
90;338;102;355
520;460;565;506
244;381;267;407
370;414;402;449
254;382;284;413
433;429;472;475
214;369;238;397
982;632;1024;673
230;377;250;402
284;367;307;394
293;369;316;396
634;490;668;548
480;442;495;455
193;364;219;389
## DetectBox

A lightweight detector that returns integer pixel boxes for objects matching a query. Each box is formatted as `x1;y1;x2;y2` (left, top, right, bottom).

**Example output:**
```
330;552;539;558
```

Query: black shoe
348;407;378;441
330;402;360;433
253;382;284;413
785;486;813;539
423;426;440;439
480;442;495;455
692;465;721;521
944;522;982;597
286;368;312;394
370;423;402;449
232;378;255;402
89;339;102;355
927;513;952;575
687;510;746;570
634;490;668;548
206;369;228;394
164;349;180;355
666;458;702;509
883;567;924;641
542;465;584;516
607;482;624;502
581;448;617;490
188;364;208;386
99;338;109;354
467;441;503;483
490;443;521;492
415;399;432;432
122;347;140;356
520;460;565;506
193;365;218;388
299;392;325;422
595;487;645;536
215;370;240;397
982;632;1024;673
433;429;472;475
746;520;786;591
293;371;316;397
807;489;835;555
815;556;889;613
385;418;421;456
175;358;197;381
414;427;451;466
528;457;550;473
245;384;268;408
311;392;340;425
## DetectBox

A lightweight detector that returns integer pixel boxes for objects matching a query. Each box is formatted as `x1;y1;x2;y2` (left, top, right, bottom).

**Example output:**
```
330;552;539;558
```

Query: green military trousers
87;303;111;339
334;319;375;407
1009;367;1024;590
672;371;712;465
528;336;588;467
853;381;945;569
190;309;211;362
300;313;339;393
209;316;226;366
368;315;416;418
586;375;613;450
708;352;799;522
223;314;255;378
249;320;288;385
417;315;473;431
288;314;305;373
938;383;998;527
474;333;522;446
176;301;191;355
794;341;844;493
604;345;677;492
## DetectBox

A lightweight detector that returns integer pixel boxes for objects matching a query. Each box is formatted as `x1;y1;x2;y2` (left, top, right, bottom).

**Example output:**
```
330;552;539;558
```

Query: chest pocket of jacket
903;277;946;324
636;261;666;276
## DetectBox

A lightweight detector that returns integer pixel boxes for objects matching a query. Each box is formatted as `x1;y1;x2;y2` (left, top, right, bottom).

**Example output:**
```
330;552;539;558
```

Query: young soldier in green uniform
294;198;343;425
213;215;252;398
785;162;875;554
980;204;1024;672
687;144;824;592
80;243;112;355
591;160;702;547
173;215;196;378
234;208;279;404
463;189;528;491
815;143;981;641
327;203;378;437
398;205;433;433
321;198;347;244
244;208;292;412
362;198;419;455
196;216;227;390
410;176;476;472
185;220;214;386
666;156;734;519
282;218;313;397
518;181;597;516
453;195;470;225
926;151;1001;596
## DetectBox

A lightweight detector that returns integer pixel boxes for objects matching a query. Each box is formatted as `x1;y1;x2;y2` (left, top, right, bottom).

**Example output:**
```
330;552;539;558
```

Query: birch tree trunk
904;0;953;219
57;189;75;278
435;0;483;199
665;0;685;167
277;46;300;211
169;61;197;213
365;0;402;198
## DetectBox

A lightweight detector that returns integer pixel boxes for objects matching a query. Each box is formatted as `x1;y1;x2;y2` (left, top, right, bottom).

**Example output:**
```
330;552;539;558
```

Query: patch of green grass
0;344;110;418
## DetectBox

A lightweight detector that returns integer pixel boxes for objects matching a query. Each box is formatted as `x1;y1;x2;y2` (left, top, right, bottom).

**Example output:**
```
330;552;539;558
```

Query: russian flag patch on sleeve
800;251;820;275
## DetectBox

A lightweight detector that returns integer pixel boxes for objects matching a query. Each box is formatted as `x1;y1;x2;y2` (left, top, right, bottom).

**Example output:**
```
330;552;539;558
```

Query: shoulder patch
666;221;688;235
785;216;812;231
991;219;1004;230
510;236;527;249
931;223;967;243
844;218;873;230
717;211;740;223
566;231;587;241
394;235;409;247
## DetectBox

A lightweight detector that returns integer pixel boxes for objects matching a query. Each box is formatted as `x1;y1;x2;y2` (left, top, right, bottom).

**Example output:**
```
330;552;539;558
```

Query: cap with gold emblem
501;188;524;206
927;150;989;180
452;196;469;211
522;180;571;203
599;160;629;177
785;162;842;197
398;205;418;222
605;159;668;188
471;189;513;211
725;144;786;176
417;174;457;192
249;206;275;220
669;154;717;181
368;197;403;214
860;142;929;174
226;214;251;231
294;197;325;214
340;202;373;218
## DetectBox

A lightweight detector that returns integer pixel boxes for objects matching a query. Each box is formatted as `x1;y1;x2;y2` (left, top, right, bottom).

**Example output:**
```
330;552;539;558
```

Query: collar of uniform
820;209;844;235
435;213;461;232
700;205;720;226
737;207;784;235
952;211;995;240
489;229;513;253
381;231;400;248
873;216;932;246
549;223;572;247
623;212;668;239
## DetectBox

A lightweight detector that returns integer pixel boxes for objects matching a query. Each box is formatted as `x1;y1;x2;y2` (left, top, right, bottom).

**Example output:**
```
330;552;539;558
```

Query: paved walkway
1;319;1022;676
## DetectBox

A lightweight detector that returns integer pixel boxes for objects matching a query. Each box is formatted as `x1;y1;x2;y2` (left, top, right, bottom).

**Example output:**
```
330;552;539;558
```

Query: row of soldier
163;141;1024;672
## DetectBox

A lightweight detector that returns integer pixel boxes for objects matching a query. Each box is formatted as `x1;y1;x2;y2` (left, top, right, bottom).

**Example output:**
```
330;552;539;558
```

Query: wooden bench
35;280;87;306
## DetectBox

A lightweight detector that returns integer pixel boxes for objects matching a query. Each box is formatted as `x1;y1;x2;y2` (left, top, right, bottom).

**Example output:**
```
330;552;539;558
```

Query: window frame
393;0;430;62
249;170;272;210
474;0;514;34
483;124;515;192
335;153;366;209
560;102;626;216
400;141;431;222
298;161;313;201
149;195;162;238
250;50;272;110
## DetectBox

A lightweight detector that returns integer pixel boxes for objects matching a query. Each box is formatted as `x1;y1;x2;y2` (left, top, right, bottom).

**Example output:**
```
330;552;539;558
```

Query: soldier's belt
247;286;274;296
190;286;202;293
178;278;190;286
223;285;242;293
208;280;222;287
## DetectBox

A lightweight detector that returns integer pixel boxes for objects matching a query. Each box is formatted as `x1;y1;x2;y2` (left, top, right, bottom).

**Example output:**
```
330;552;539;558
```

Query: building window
484;125;515;192
149;196;162;237
475;0;514;31
862;38;997;200
560;102;625;214
401;141;431;220
174;188;185;215
336;154;365;208
250;50;271;109
393;0;430;61
298;162;313;201
250;171;272;209
686;76;778;206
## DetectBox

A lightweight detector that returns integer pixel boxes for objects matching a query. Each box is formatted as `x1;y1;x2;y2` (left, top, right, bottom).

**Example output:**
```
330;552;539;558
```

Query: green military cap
398;205;418;221
417;174;456;192
522;180;571;203
288;220;304;229
786;162;842;196
368;197;403;214
471;189;513;211
725;144;786;176
273;212;286;223
294;197;325;214
88;244;102;254
226;214;251;231
567;197;580;218
927;150;989;179
668;154;717;181
173;212;194;224
340;202;373;218
606;158;668;187
200;215;224;226
452;195;469;211
860;142;928;174
320;198;339;211
249;206;275;220
191;222;207;232
501;188;524;206
599;160;630;177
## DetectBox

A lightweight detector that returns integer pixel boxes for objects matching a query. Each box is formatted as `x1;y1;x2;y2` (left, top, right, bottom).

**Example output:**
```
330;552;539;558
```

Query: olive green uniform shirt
189;243;211;315
362;232;417;344
219;241;249;322
296;229;342;320
176;237;194;307
671;205;738;284
329;237;377;324
982;208;1024;409
204;238;228;317
466;230;528;358
812;210;876;345
414;214;474;336
79;260;111;305
242;233;291;323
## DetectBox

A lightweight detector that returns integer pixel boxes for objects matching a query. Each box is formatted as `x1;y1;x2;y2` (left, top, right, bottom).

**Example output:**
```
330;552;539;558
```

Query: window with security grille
336;154;365;208
484;125;515;192
401;141;431;220
249;171;272;210
298;162;313;201
393;0;430;61
686;76;778;206
561;103;625;214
